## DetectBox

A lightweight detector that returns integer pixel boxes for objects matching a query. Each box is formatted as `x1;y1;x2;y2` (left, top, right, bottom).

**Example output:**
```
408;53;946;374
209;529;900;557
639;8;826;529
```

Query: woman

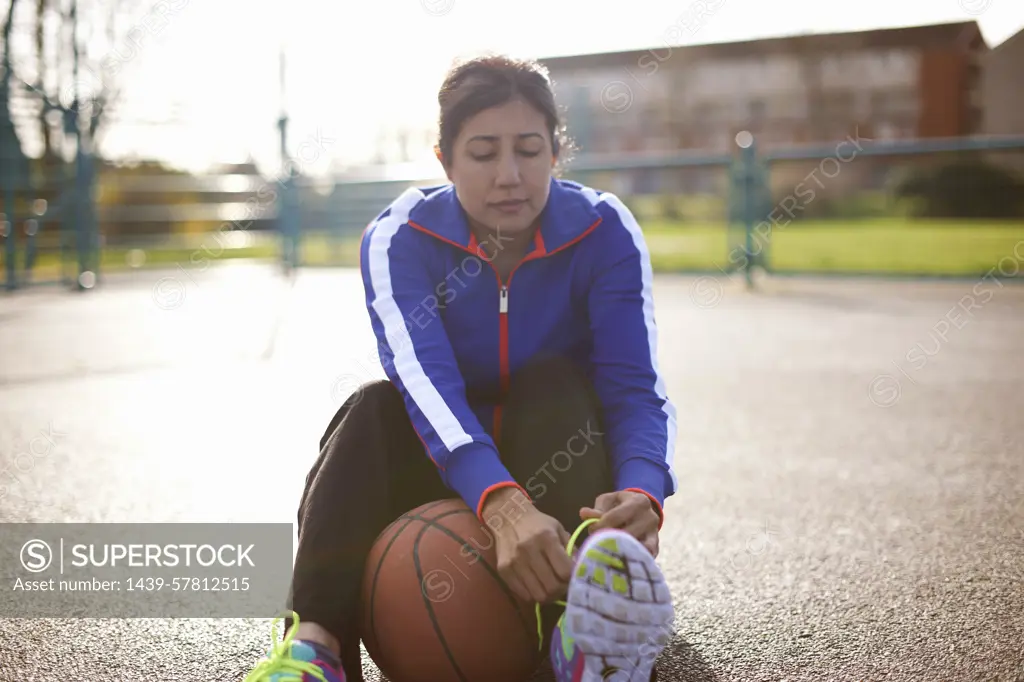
245;54;679;682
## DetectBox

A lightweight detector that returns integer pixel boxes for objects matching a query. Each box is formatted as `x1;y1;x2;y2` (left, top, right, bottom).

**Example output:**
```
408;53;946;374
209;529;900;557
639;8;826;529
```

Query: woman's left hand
579;491;661;558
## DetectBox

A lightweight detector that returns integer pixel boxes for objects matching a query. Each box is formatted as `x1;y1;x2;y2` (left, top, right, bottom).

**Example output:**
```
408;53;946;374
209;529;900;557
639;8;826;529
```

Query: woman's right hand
481;487;575;604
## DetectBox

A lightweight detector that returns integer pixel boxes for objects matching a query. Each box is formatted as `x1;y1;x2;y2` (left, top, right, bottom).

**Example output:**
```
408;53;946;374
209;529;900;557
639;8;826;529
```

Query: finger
579;506;602;520
622;517;658;543
499;561;532;603
523;549;559;603
536;553;565;602
544;533;575;585
531;531;571;601
515;561;549;604
557;523;571;550
620;520;659;557
592;492;621;513
609;495;653;528
593;503;633;530
647;535;659;558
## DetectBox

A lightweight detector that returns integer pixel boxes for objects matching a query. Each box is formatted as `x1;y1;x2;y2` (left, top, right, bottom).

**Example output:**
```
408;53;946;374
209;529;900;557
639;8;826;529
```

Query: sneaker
549;528;674;682
244;612;346;682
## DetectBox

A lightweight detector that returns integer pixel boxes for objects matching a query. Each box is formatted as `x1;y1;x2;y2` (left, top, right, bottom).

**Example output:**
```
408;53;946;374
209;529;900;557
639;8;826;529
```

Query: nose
495;153;521;187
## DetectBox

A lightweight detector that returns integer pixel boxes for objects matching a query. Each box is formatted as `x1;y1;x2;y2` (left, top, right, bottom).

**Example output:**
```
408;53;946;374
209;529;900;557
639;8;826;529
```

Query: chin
485;210;540;235
489;220;535;235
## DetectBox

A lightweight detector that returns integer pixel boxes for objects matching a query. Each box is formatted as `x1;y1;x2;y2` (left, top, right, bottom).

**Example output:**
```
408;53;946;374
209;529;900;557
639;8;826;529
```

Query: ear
434;145;454;181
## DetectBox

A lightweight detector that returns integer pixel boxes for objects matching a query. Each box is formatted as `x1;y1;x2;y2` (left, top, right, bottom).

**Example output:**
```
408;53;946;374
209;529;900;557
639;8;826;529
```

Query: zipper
495;260;533;385
493;271;523;444
406;217;604;447
495;279;509;444
493;246;566;389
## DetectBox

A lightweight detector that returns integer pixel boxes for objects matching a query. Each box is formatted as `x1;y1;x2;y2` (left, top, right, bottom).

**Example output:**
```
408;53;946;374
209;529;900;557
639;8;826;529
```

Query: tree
2;0;167;167
2;0;172;287
1;0;29;189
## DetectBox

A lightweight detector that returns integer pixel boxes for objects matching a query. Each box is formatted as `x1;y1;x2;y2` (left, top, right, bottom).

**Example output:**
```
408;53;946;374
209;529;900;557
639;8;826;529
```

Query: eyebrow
466;133;545;144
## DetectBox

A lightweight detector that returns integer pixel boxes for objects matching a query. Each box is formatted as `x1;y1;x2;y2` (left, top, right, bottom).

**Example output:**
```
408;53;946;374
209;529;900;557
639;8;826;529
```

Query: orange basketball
360;498;543;682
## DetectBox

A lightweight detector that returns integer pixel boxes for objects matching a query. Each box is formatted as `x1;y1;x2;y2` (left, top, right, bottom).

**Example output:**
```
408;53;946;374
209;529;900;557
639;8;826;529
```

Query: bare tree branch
4;0;163;160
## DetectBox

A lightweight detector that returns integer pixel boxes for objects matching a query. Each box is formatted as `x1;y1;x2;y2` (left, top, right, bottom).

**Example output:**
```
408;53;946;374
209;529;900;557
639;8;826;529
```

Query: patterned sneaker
244;612;346;682
549;529;674;682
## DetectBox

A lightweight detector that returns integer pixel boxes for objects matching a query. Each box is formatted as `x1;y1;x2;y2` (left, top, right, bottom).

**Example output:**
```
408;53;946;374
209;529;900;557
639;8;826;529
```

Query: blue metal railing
0;168;282;290
762;134;1024;161
4;132;1024;291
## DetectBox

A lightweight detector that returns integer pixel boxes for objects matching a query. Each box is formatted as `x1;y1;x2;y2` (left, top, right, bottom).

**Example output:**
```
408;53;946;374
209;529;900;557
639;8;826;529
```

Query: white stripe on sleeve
366;187;475;454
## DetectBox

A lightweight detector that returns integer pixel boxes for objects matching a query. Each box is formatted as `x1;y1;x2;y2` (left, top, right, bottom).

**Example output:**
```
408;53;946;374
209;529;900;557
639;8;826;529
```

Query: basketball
360;498;543;682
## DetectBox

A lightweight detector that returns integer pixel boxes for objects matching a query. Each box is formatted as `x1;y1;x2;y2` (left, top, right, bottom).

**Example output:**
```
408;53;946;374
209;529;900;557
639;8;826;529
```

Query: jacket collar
407;177;602;257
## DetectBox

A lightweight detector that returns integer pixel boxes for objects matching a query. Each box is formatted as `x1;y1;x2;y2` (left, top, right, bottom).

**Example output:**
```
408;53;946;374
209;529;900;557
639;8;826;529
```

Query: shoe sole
563;529;675;682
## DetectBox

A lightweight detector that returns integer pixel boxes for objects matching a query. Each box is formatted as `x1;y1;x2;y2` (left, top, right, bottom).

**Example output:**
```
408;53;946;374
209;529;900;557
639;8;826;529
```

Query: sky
83;0;1024;177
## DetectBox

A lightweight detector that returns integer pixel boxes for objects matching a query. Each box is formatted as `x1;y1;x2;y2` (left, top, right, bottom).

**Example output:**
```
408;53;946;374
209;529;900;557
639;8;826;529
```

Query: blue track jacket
359;178;678;523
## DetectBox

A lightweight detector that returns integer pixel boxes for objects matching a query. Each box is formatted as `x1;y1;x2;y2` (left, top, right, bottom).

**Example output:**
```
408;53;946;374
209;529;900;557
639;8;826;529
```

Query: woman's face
444;98;555;237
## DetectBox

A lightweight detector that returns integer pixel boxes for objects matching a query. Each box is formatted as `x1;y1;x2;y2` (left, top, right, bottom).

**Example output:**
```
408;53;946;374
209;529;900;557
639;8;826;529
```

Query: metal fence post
2;186;14;291
61;116;76;287
85;145;98;284
277;114;298;272
740;135;757;290
2;88;20;291
73;123;88;289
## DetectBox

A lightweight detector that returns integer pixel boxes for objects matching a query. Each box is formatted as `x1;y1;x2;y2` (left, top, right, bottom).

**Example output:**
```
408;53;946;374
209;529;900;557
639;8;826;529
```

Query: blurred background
0;0;1022;289
1;1;1023;680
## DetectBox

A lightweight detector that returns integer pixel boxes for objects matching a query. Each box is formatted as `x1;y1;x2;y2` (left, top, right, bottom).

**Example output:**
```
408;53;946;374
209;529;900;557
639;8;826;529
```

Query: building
980;27;1024;176
539;21;987;156
981;26;1024;136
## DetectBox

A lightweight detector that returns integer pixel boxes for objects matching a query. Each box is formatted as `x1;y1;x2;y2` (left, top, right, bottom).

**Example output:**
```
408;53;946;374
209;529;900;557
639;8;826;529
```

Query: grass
766;220;1024;276
298;232;363;267
4;219;1024;285
3;241;279;284
640;218;1024;276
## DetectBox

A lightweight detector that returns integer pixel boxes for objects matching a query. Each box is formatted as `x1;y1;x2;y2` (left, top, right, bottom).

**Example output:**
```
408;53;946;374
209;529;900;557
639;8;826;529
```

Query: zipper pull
499;285;508;313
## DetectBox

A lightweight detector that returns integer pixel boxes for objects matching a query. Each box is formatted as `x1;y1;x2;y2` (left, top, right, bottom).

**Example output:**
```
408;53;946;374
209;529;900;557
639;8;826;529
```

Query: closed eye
470;150;541;162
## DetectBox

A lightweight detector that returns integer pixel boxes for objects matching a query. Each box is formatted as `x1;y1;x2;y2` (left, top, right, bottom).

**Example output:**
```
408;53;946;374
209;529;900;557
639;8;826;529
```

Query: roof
989;25;1024;52
537;21;986;70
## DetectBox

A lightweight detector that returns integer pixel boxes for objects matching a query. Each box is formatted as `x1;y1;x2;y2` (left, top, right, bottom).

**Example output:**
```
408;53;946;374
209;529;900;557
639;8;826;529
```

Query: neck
470;219;537;261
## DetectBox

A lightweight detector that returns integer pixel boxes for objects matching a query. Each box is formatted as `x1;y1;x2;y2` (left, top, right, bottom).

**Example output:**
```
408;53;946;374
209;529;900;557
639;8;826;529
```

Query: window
870;90;918;118
771;93;807;120
692;102;715;126
748;98;767;124
968;107;983;134
822;91;856;120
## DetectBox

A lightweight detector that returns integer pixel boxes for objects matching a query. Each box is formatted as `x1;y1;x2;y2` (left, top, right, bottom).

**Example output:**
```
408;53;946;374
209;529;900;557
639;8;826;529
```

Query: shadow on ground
523;639;719;682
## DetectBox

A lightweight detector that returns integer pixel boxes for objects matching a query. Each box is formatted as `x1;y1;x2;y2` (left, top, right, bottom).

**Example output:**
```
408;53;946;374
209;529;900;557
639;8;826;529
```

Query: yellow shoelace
534;517;600;651
244;611;330;682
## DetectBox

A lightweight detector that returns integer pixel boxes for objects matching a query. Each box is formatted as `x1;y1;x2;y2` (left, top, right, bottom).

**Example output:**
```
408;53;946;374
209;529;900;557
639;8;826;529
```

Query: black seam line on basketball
403;509;538;646
412;516;470;682
398;506;473;522
367;515;421;655
368;499;450;653
404;510;537;641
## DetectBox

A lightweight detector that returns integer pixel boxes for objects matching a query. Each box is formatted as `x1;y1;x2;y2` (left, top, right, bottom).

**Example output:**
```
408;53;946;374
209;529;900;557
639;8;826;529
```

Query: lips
491;200;526;214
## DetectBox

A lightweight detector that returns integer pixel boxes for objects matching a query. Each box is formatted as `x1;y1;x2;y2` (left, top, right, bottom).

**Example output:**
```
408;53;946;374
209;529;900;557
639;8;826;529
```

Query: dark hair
435;54;573;168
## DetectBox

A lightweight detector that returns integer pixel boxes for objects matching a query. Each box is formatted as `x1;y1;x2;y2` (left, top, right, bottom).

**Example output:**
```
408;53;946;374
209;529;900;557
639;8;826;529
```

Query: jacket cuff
616;458;668;529
444;441;526;521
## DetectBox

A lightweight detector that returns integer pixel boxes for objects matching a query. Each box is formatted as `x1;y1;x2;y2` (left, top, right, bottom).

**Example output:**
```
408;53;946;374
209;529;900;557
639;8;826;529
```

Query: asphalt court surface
0;261;1021;681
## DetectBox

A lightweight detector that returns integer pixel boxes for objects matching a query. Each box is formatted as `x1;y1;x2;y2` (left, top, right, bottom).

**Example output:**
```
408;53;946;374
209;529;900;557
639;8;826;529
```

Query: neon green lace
244;610;329;682
534;517;599;651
